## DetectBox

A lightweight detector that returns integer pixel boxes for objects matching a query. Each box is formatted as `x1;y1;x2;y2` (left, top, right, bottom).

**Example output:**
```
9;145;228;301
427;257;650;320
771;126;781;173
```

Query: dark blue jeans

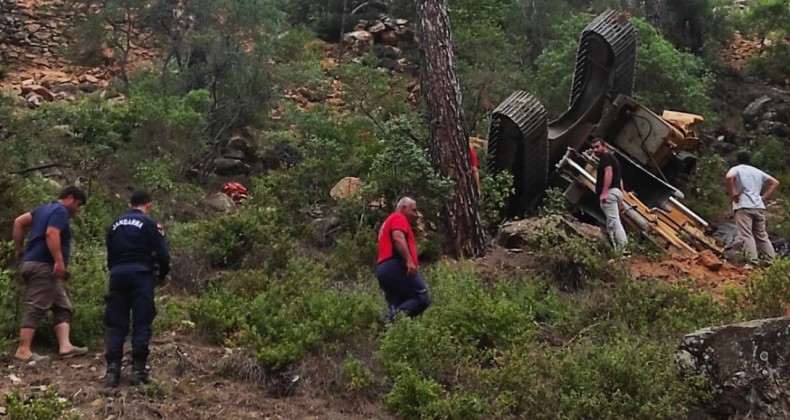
104;265;156;363
375;259;430;319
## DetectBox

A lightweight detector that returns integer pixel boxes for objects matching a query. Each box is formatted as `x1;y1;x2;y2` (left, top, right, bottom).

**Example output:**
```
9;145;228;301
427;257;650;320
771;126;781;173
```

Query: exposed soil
1;332;387;419
627;255;751;301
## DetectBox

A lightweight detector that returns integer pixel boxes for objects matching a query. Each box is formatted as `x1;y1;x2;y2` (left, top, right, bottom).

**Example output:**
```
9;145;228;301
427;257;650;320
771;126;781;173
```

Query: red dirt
627;255;751;301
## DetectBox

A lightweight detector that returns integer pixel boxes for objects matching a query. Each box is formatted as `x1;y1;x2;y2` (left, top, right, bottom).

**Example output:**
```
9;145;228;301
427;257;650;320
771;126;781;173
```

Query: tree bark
644;0;663;31
415;0;486;258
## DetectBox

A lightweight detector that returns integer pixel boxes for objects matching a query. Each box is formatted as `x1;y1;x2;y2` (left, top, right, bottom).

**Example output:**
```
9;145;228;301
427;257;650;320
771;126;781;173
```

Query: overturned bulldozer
487;10;721;256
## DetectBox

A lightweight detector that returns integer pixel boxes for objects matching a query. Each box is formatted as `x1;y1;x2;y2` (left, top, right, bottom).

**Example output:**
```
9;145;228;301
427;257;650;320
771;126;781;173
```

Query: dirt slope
1;332;387;419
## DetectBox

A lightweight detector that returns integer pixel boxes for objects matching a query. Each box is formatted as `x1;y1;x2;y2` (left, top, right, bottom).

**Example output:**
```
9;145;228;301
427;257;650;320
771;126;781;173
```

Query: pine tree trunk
415;0;486;258
644;0;663;30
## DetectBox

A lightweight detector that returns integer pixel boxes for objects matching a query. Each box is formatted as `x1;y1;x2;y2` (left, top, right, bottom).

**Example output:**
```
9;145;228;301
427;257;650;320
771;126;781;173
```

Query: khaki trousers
734;208;775;263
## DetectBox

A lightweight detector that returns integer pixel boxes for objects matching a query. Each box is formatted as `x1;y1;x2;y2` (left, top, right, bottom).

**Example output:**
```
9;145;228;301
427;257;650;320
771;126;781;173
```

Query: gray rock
678;317;790;419
204;192;236;214
497;215;604;249
743;96;773;123
212;157;250;176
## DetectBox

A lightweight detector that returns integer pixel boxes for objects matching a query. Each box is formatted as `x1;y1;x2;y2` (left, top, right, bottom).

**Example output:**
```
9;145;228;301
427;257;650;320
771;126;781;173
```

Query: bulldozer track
488;10;637;216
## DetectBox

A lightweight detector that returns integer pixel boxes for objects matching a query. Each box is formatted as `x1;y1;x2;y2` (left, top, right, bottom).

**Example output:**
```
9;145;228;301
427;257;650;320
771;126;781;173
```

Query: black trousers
104;265;156;363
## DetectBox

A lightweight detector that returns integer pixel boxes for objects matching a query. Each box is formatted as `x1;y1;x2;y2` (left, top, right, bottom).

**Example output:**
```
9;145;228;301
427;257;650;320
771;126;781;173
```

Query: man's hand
600;193;608;205
406;261;417;278
731;193;740;203
52;260;66;279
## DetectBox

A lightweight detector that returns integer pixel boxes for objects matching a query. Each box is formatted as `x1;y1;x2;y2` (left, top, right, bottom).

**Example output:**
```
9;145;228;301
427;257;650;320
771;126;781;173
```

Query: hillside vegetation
1;0;790;418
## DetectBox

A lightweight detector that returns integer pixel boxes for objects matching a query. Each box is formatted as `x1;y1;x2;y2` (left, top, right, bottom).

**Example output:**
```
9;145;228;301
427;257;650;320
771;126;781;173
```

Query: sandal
15;353;50;363
59;346;88;358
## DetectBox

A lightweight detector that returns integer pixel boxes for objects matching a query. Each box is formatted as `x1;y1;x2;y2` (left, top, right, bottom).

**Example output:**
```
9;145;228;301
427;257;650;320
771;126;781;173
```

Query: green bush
745;258;790;318
242;257;380;370
479;170;514;231
0;254;22;349
329;227;378;282
3;386;76;420
615;279;734;339
383;369;446;419
556;337;714;419
341;355;377;392
65;244;110;346
179;204;294;270
534;16;714;119
192;258;380;371
531;221;617;289
189;287;247;346
683;155;731;221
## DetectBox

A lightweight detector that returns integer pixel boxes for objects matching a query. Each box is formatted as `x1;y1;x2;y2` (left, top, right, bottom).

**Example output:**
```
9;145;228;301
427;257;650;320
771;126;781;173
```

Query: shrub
534;16;714;119
745;258;790;318
341;355;377;392
3;386;76;420
615;279;734;339
0;252;22;349
65;244;111;346
241;258;380;370
479;170;514;231
683;155;731;221
556;337;715;419
383;369;446;419
179;205;294;270
192;258;381;371
530;220;617;290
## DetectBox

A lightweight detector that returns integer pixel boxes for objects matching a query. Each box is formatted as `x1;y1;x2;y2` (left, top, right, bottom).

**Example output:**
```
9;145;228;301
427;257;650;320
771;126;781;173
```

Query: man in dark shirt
104;190;170;386
13;185;88;362
591;138;628;251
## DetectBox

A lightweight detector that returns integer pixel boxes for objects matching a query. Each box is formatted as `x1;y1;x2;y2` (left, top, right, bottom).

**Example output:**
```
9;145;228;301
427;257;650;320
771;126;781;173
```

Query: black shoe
105;361;122;387
130;360;151;386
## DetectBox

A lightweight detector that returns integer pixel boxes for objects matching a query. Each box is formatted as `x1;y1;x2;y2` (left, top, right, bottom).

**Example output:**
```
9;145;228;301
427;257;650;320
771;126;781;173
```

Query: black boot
130;360;151;385
105;360;122;387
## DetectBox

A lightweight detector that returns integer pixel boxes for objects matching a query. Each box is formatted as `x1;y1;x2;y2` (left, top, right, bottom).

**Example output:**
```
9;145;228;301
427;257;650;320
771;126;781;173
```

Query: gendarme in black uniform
104;204;169;385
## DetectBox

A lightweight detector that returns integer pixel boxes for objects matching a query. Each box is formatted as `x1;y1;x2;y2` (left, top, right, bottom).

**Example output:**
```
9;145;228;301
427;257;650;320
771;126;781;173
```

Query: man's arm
762;176;780;202
600;166;613;203
13;212;32;256
726;173;739;202
472;167;481;196
153;228;171;280
46;227;66;278
392;230;416;277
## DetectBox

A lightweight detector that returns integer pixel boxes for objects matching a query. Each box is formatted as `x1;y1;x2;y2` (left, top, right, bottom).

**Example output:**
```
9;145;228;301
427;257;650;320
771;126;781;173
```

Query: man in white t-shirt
725;151;780;264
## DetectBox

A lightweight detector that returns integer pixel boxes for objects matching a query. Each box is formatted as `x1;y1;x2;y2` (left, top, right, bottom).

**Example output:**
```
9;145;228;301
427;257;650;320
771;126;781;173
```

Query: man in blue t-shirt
13;185;88;362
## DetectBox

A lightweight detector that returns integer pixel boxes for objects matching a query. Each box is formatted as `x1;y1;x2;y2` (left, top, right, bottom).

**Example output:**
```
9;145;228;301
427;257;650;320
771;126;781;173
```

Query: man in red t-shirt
470;146;481;196
376;197;430;320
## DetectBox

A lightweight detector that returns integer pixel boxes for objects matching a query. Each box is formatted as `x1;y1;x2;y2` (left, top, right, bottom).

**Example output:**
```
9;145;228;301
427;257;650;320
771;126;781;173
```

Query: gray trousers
601;188;628;250
734;208;775;263
20;261;74;328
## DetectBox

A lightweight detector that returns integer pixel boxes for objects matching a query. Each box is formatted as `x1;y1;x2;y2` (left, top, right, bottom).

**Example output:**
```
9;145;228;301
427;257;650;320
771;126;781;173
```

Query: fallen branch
8;163;69;175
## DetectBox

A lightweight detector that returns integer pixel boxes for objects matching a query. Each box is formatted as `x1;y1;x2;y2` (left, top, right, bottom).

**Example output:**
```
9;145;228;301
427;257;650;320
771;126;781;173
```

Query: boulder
497;215;604;249
743;95;772;123
204;192;236;214
212;157;250;176
330;177;362;200
677;317;790;419
697;249;723;272
20;84;54;101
